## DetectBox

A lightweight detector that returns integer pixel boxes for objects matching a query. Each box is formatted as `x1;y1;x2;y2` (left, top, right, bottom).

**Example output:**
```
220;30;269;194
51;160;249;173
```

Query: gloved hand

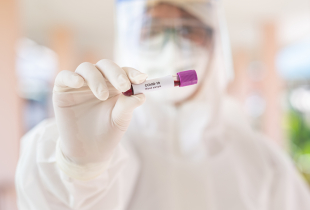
53;59;147;180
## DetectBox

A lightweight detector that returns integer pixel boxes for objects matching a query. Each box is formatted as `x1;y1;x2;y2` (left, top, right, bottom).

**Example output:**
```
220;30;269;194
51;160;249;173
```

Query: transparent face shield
115;0;233;102
115;0;232;103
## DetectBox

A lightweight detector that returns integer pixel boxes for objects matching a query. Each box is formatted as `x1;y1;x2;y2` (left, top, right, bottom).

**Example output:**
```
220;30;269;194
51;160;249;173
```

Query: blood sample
123;70;198;96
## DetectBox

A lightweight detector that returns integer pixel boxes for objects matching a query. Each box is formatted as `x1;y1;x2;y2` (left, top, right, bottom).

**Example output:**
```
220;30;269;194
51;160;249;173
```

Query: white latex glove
53;59;147;180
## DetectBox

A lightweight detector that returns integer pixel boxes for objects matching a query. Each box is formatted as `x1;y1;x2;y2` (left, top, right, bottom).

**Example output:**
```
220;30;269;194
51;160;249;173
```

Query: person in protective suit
15;0;310;209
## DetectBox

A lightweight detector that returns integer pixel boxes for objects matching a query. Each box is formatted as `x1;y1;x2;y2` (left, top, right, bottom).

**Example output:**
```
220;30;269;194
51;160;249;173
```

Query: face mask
137;40;209;103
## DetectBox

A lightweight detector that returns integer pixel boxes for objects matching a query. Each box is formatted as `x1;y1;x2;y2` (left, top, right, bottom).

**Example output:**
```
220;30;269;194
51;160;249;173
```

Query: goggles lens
139;19;213;52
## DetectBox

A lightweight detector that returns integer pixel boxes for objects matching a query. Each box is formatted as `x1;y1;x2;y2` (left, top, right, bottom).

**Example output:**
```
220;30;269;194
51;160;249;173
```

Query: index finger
54;70;84;91
95;59;131;92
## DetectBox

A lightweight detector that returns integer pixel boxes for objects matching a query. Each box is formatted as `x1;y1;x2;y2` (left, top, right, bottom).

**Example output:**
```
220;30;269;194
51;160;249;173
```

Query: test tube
123;70;198;96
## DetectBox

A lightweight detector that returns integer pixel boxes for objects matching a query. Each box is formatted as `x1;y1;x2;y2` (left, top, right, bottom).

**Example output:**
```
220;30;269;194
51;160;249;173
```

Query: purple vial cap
177;70;198;87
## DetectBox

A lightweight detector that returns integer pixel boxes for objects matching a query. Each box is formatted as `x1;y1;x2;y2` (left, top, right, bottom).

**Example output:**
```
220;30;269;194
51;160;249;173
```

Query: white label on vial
132;75;174;94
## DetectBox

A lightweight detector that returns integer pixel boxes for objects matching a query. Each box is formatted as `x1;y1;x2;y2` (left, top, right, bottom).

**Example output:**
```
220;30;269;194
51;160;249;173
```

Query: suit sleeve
15;119;140;210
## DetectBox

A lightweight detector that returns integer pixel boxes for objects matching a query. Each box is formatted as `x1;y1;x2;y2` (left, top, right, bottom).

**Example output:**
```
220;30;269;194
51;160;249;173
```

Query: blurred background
0;0;310;209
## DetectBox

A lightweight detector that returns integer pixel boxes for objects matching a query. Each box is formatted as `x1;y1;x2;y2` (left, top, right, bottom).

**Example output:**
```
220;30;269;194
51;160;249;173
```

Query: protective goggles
139;18;213;52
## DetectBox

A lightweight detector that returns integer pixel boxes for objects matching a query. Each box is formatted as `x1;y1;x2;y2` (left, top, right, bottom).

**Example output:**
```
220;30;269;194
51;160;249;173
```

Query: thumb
112;94;146;131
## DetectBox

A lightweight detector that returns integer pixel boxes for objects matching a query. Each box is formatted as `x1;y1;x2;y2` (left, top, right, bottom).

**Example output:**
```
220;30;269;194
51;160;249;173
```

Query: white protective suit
16;0;310;209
